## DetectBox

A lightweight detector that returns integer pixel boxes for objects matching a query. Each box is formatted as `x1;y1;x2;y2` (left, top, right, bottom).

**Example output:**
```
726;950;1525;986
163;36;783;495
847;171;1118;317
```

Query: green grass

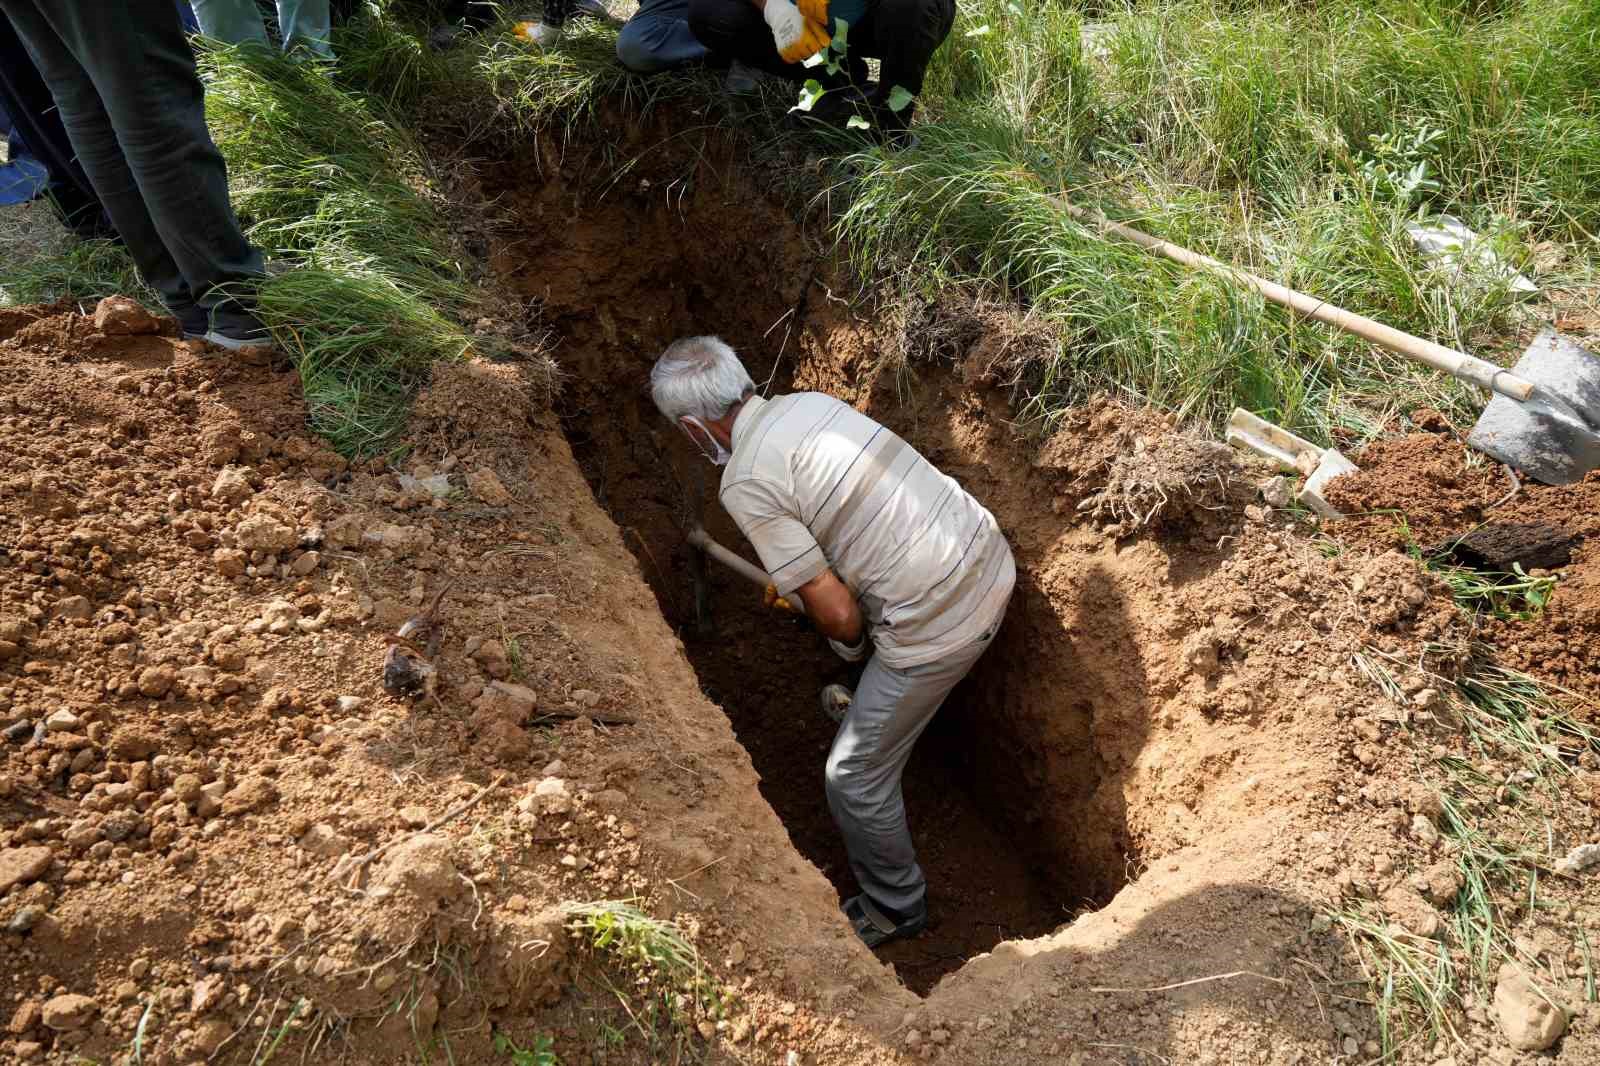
5;1;1596;453
563;900;724;1056
0;236;152;308
833;0;1600;442
1344;646;1600;1058
202;45;478;454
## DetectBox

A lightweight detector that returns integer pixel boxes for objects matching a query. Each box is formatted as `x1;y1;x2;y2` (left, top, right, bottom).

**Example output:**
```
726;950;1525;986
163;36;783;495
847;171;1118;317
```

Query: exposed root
893;291;1062;392
1077;432;1255;535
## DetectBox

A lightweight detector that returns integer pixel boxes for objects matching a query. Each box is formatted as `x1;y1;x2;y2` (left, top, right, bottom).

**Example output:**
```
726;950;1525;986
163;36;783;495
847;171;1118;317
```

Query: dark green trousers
0;0;265;326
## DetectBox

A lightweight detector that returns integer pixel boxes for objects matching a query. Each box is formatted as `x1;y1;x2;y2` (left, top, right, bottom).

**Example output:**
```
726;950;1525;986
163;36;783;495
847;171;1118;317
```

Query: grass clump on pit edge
206;45;477;457
1340;646;1600;1060
0;39;478;459
562;899;730;1058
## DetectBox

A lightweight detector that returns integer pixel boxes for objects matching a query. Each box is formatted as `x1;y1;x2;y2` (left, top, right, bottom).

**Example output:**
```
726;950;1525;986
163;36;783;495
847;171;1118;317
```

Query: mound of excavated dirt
0;302;910;1065
1326;426;1600;700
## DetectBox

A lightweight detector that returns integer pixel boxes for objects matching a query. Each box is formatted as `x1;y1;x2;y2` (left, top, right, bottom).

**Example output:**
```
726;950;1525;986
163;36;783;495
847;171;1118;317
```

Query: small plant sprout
1358;125;1446;209
493;1031;560;1066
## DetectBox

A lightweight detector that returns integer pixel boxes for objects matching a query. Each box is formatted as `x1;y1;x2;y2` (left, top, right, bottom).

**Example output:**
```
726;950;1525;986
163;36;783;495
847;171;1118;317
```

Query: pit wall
478;117;1366;1026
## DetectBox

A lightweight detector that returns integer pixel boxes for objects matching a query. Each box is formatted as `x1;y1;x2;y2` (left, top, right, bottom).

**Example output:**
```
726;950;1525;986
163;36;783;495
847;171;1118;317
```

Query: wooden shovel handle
1058;200;1536;403
687;526;808;615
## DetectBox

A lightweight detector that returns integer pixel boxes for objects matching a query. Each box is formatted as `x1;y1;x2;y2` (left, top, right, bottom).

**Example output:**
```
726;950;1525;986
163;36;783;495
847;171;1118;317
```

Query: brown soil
3;110;1599;1066
472;114;1600;1063
1326;424;1600;700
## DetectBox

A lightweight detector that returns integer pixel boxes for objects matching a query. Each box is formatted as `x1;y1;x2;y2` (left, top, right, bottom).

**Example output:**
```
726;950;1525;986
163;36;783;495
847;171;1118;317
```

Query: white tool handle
1058;200;1536;403
687;526;807;614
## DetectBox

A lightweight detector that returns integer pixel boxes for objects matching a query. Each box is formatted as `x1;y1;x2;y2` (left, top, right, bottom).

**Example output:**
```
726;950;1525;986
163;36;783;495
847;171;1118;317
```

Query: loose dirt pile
1327;421;1600;700
0;301;907;1065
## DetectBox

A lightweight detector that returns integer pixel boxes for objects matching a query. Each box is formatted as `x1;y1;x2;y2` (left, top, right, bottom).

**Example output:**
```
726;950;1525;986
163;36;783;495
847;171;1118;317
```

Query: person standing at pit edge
0;0;277;351
649;336;1015;947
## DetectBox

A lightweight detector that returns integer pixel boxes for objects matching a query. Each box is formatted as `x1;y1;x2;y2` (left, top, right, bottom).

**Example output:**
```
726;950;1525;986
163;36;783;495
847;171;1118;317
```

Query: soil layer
4;111;1600;1066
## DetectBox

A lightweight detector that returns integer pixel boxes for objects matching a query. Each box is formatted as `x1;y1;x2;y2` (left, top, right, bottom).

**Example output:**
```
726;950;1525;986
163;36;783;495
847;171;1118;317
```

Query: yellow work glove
779;17;830;64
763;583;799;614
796;0;829;24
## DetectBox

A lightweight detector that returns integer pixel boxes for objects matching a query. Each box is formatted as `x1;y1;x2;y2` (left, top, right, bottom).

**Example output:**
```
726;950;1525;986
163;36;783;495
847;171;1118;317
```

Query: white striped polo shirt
719;393;1015;669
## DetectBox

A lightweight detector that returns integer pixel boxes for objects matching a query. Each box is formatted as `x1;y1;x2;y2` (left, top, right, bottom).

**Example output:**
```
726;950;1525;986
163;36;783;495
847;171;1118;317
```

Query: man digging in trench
650;335;1015;947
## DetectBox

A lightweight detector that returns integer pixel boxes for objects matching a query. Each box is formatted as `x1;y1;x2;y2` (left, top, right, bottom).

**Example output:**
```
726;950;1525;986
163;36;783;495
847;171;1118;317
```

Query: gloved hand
828;631;868;663
782;18;830;63
764;0;829;63
796;0;829;24
514;19;562;47
762;0;805;52
763;583;799;614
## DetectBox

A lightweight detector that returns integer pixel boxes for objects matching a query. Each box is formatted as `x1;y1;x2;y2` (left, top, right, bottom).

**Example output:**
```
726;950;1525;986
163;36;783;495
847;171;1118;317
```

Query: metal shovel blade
1467;329;1600;486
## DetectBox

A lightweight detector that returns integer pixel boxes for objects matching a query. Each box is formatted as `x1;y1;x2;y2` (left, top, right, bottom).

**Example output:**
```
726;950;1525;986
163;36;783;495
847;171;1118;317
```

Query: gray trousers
191;0;336;60
0;0;266;326
825;603;1009;915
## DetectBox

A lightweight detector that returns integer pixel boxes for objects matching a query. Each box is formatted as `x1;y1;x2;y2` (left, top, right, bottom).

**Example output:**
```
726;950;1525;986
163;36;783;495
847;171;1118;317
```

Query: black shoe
173;303;277;352
168;300;209;339
842;893;927;948
201;316;277;353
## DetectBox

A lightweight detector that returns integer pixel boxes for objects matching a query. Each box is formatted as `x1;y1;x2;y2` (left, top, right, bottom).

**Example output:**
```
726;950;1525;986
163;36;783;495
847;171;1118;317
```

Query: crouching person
649;336;1014;946
686;0;953;141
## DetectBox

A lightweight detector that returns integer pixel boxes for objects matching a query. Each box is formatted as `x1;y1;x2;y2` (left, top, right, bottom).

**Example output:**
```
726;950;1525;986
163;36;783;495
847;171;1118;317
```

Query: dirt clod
1493;963;1567;1051
40;994;97;1031
92;296;161;336
0;846;53;892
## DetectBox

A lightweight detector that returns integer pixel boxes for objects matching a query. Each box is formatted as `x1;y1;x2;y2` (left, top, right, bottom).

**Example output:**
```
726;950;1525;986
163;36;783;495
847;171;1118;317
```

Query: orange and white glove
763;583;799;614
783;18;830;63
796;0;829;23
764;0;829;63
514;20;562;48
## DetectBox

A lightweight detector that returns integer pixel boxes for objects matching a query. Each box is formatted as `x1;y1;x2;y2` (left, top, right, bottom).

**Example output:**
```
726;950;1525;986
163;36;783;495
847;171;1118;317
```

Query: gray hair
649;336;755;422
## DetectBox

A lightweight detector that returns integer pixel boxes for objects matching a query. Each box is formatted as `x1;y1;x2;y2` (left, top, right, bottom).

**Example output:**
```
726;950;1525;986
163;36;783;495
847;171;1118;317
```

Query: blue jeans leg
616;0;707;74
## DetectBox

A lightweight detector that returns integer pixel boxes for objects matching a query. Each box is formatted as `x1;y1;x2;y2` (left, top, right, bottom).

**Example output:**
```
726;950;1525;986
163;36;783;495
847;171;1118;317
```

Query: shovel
1056;198;1600;485
685;525;808;615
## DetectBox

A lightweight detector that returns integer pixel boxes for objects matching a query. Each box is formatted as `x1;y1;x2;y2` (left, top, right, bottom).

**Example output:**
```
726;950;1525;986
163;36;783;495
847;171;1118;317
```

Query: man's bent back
719;392;1014;666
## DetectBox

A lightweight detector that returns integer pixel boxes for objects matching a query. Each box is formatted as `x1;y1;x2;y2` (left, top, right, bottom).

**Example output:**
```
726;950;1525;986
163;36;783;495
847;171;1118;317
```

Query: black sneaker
842;893;927;948
169;300;209;339
201;317;277;353
186;305;277;353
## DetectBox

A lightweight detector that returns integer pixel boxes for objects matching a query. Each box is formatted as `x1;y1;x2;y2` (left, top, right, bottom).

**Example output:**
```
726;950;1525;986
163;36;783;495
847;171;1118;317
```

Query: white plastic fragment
397;473;453;498
1554;843;1600;876
1405;214;1537;296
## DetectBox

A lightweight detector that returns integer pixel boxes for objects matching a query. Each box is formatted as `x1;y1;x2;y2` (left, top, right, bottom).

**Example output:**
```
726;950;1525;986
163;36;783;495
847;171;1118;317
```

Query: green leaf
791;79;826;113
831;16;849;51
964;23;991;37
846;114;872;130
885;84;914;112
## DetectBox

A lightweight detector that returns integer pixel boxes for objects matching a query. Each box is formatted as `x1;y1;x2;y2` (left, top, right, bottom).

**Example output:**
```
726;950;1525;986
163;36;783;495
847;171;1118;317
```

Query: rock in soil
40;994;98;1031
0;846;53;892
92;295;161;335
1493;963;1567;1051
